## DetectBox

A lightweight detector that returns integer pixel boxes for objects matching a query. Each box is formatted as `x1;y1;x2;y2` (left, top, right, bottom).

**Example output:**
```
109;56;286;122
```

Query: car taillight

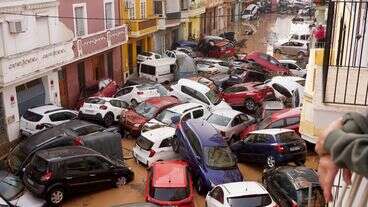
41;170;53;182
100;105;107;110
35;124;44;130
149;149;156;157
73;137;84;146
275;144;285;153
137;91;144;95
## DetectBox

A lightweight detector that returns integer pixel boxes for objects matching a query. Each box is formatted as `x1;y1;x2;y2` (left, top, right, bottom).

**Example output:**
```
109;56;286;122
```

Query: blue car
171;40;197;50
172;119;243;195
230;128;307;168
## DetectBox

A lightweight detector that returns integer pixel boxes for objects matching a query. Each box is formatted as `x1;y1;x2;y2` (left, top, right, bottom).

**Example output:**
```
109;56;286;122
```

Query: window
192;109;204;119
74;4;87;36
224;86;247;93
85;157;108;170
110;100;121;108
184;127;202;156
182;113;191;121
141;64;156;75
159;138;172;148
276;132;300;143
116;87;133;96
104;1;115;29
181;86;196;97
127;0;135;19
154;0;163;16
75;125;105;136
231;115;242;127
141;0;146;19
268;119;285;128
22;111;43;122
210;187;224;204
254;134;272;143
49;112;76;122
286;117;300;126
239;114;249;122
137;135;154;150
66;158;88;174
194;91;210;105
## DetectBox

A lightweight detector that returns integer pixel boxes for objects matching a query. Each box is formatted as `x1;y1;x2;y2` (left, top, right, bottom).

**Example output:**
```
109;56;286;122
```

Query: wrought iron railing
322;0;368;105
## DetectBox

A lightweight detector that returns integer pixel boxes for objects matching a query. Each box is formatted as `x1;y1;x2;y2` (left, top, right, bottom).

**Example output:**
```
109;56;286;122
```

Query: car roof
250;128;294;135
279;59;297;64
177;79;211;93
28;104;64;115
152;160;188;188
141;58;176;66
141;127;176;141
276;166;320;190
167;102;203;114
272;107;301;120
36;146;99;161
220;181;269;197
145;96;179;108
185;119;226;147
211;109;242;119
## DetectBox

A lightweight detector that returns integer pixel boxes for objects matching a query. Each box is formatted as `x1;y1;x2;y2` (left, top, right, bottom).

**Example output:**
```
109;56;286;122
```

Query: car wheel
195;177;205;195
172;138;179;153
131;99;138;106
47;187;65;206
244;99;256;111
274;49;281;54
114;176;127;188
266;156;276;168
103;113;114;127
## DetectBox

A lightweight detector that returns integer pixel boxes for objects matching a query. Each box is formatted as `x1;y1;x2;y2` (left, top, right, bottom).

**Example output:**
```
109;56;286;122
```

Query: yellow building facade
120;0;158;79
180;0;205;41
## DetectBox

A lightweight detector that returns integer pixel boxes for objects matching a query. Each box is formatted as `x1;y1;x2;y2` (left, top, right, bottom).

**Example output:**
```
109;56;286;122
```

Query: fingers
343;168;352;185
318;156;338;202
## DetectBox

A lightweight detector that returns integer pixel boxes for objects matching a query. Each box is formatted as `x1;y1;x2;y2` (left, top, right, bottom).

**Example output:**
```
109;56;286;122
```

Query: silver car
273;40;309;57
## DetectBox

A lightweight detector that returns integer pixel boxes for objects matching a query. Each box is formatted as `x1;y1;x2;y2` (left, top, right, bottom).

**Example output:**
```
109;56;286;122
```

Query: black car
7;120;121;175
23;146;134;206
222;69;270;89
262;166;325;207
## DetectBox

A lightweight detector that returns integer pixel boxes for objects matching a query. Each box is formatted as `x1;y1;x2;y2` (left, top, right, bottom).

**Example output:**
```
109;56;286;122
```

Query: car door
109;100;128;120
237;134;257;161
207;187;225;207
267;119;286;129
192;108;205;120
184;128;205;177
63;157;91;190
84;156;112;187
114;87;134;102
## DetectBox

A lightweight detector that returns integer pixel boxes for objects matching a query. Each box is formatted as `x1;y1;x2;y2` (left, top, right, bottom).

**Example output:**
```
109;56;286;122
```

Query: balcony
166;12;181;28
188;1;205;17
127;18;158;38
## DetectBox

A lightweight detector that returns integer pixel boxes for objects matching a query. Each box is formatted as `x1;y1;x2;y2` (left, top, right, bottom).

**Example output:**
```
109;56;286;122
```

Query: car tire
47;187;65;206
244;98;256;111
266;156;276;168
131;99;138;106
195;177;206;195
172;138;179;153
103;112;114;127
114;176;127;188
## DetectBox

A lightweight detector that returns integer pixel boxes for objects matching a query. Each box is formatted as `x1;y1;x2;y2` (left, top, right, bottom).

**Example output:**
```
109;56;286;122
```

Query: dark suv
23;146;134;206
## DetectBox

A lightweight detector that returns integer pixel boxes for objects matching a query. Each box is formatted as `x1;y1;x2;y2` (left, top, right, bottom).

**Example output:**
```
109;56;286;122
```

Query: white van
241;4;259;20
289;23;311;41
139;58;177;83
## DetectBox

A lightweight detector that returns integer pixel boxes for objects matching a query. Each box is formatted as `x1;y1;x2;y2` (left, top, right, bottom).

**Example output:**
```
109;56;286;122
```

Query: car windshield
276;132;300;143
206;113;231;127
258;116;273;129
205;90;221;105
85;97;105;104
22;110;43;122
204;146;236;169
155;110;181;126
150;187;189;201
136;135;154;151
0;172;24;201
7;144;27;173
228;194;272;207
135;102;159;119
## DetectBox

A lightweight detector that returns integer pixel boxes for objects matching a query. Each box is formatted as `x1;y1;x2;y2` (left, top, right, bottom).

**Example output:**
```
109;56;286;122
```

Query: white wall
166;0;180;13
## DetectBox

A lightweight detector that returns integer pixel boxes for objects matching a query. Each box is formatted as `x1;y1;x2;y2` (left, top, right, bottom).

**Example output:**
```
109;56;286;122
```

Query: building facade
120;0;158;79
0;0;74;145
203;0;233;35
180;0;205;41
58;0;128;108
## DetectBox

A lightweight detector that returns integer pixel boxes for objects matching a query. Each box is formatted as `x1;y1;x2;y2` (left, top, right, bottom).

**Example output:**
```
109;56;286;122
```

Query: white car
206;181;277;207
142;102;209;132
133;127;181;167
273;39;309;57
114;84;168;106
279;59;307;78
20;105;77;137
78;97;129;127
206;109;255;143
137;52;162;63
264;76;305;101
170;79;232;111
195;58;231;74
241;4;259;20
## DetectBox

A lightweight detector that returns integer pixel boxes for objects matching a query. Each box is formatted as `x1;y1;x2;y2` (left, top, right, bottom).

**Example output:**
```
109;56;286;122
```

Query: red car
240;107;301;138
76;79;119;109
198;36;236;58
221;82;274;111
121;96;180;136
245;52;291;75
145;160;194;207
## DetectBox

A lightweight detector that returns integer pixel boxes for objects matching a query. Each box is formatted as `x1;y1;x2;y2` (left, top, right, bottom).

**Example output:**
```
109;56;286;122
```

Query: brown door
58;68;69;107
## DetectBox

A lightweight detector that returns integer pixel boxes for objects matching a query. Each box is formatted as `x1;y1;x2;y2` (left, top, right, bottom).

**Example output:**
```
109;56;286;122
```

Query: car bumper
133;149;150;167
23;176;46;198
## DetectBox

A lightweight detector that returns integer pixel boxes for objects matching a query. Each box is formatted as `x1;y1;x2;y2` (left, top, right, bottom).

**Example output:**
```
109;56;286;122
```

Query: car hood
213;101;232;111
124;110;147;124
206;167;243;186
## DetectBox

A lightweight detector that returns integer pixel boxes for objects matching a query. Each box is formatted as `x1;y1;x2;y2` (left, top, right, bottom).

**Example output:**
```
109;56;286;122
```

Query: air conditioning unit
8;20;26;34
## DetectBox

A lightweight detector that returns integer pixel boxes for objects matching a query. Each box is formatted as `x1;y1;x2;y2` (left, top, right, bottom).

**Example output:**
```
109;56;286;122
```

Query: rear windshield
204;146;236;169
276;132;300;143
31;155;49;173
156;109;181;126
136;136;154;151
207;113;231;127
23;110;43;122
85;98;105;104
150;187;189;201
228;194;272;207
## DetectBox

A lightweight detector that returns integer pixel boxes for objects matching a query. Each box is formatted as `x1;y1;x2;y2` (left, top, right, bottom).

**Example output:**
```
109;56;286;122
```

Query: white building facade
0;0;74;144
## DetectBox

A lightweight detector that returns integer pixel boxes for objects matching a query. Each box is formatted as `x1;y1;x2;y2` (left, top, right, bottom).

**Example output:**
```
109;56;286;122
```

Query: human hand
315;118;343;156
318;155;338;202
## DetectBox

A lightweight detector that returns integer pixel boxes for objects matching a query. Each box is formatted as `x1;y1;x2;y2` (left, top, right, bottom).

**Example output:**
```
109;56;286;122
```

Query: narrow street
63;13;319;207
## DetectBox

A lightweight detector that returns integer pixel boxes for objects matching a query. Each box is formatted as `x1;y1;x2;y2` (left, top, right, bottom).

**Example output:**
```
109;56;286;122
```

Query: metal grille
323;0;368;105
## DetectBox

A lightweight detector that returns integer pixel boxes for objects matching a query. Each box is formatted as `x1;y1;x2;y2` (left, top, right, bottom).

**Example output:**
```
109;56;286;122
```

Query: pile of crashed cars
1;33;324;207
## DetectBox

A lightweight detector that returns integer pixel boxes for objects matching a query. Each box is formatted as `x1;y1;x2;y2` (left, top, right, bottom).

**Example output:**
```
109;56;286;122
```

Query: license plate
290;146;301;151
27;178;34;185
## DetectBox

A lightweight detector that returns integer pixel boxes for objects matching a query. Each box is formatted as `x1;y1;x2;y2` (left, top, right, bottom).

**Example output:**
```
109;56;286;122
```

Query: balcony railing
127;18;157;32
322;0;368;105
